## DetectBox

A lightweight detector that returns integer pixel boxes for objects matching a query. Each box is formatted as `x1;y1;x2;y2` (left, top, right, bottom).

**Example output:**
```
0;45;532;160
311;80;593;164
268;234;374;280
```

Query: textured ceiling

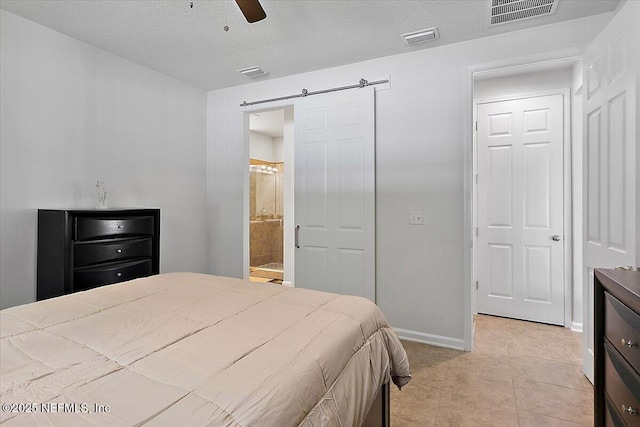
0;0;621;91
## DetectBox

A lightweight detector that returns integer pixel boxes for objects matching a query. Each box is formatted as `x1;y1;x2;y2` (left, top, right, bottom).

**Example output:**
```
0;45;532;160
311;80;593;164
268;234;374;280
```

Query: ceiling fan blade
235;0;267;23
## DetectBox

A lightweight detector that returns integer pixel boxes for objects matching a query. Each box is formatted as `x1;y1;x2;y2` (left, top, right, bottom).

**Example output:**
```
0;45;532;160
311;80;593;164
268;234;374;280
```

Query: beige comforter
0;273;410;426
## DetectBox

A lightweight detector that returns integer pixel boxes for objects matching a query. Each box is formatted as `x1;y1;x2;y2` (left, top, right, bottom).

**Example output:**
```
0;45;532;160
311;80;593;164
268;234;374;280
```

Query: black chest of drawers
37;209;160;300
594;269;640;427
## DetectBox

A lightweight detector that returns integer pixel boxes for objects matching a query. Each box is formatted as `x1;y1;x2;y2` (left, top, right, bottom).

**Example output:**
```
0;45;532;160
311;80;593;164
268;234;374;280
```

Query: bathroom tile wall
249;220;283;267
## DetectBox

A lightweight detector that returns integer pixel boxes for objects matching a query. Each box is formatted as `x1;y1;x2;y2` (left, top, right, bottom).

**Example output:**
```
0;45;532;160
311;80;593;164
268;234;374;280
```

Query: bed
0;273;411;426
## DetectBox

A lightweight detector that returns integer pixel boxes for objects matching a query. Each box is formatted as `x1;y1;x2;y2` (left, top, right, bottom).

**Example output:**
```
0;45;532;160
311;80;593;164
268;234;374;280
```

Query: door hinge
475;280;479;290
470;240;473;248
475;227;479;237
475;174;478;184
475;121;478;131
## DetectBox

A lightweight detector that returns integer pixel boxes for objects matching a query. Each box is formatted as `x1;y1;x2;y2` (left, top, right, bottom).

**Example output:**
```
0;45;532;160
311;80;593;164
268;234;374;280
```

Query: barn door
293;87;375;301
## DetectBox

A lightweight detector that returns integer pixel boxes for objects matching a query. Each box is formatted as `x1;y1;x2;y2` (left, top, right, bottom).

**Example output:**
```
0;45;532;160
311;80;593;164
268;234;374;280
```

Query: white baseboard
394;327;466;351
282;281;293;288
570;322;583;333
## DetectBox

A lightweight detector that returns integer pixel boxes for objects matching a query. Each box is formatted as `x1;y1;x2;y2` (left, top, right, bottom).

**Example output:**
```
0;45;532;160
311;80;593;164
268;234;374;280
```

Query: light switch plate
410;210;423;225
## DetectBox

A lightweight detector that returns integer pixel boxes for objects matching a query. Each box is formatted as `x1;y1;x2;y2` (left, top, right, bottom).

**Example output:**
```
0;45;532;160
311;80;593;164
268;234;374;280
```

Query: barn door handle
295;225;300;248
551;235;561;241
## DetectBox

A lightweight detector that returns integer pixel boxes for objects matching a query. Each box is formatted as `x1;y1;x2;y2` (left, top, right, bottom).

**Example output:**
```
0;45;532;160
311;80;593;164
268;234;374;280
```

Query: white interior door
582;1;638;384
294;86;375;301
477;94;565;325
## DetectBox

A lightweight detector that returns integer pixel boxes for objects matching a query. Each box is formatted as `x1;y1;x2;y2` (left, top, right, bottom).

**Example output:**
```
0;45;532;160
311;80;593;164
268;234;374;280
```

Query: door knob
551;235;561;241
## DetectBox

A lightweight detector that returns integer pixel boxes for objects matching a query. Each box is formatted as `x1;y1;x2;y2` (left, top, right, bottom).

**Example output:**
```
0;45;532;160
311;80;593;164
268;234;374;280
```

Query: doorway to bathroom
248;109;288;284
243;86;375;297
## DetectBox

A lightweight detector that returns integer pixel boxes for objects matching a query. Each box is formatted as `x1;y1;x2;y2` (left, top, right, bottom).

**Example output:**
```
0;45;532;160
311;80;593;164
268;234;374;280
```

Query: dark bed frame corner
362;382;390;427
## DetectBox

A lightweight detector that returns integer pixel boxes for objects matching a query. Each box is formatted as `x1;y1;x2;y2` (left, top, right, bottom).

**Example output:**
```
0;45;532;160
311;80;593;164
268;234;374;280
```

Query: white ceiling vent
490;0;558;26
401;27;440;46
238;66;268;78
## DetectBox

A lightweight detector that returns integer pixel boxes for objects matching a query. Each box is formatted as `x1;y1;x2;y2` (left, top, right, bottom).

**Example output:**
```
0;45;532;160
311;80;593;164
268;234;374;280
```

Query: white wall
571;61;584;331
474;65;585;330
206;13;613;346
249;131;284;163
249;131;275;162
281;109;294;286
474;67;575;99
273;137;284;163
0;10;209;309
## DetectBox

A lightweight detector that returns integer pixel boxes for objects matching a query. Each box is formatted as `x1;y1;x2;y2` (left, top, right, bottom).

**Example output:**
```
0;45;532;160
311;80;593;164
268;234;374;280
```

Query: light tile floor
391;314;592;426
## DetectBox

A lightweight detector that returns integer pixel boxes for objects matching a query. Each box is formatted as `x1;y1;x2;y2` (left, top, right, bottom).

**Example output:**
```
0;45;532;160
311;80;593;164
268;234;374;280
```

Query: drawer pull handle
116;249;122;253
622;405;638;415
621;339;635;348
116;272;122;277
117;225;122;229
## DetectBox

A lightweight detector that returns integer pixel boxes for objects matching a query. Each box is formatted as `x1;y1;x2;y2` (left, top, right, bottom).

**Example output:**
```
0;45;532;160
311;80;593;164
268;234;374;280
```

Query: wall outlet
409;210;423;225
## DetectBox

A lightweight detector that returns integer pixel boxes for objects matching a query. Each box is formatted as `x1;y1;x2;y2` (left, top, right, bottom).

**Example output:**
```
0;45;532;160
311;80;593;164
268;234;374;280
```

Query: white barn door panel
477;94;565;325
294;87;375;301
582;1;638;384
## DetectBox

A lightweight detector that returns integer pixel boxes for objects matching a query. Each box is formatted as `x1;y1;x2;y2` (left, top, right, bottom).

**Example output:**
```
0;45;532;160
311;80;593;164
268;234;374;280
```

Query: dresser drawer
606;394;629;427
74;259;152;291
74;238;152;267
604;342;640;426
606;292;640;372
75;216;154;241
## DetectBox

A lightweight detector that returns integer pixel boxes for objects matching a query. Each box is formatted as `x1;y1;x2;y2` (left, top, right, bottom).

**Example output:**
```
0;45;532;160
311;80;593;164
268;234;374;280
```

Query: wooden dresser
594;269;640;427
37;209;160;300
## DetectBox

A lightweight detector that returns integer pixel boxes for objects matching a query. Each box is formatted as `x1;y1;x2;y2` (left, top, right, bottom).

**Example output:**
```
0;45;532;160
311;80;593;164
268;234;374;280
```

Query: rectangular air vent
238;66;268;78
490;0;558;26
401;27;440;46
